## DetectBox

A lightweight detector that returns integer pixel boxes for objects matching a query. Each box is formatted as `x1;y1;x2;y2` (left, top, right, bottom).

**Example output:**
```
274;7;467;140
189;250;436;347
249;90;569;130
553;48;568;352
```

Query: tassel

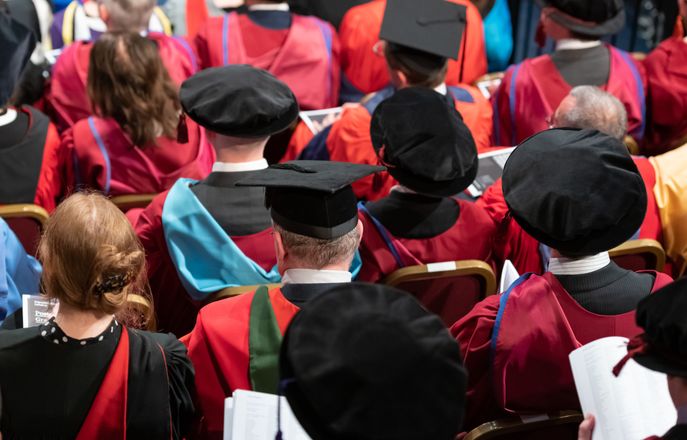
612;335;648;377
177;113;189;144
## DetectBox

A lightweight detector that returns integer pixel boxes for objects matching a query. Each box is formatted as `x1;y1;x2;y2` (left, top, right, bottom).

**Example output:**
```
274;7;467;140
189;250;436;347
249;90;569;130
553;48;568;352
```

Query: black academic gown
0;318;195;439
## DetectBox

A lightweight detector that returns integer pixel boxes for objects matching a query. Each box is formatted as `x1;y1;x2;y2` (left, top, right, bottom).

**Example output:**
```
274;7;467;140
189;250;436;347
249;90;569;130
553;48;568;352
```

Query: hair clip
94;273;131;296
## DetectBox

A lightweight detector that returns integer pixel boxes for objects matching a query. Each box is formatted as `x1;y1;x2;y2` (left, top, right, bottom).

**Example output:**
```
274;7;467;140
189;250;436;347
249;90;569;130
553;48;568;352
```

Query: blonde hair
39;193;146;316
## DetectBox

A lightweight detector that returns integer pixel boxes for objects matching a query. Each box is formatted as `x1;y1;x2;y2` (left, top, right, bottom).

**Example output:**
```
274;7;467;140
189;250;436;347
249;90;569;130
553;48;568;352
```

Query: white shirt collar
548;252;610;276
248;3;290;11
434;83;447;95
281;268;352;285
556;39;602;51
0;109;18;127
390;185;416;194
211;159;268;173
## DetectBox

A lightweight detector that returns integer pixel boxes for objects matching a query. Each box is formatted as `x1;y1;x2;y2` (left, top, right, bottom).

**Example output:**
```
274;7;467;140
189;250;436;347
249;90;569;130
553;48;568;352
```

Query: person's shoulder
200;291;257;322
0;327;41;351
646;37;683;64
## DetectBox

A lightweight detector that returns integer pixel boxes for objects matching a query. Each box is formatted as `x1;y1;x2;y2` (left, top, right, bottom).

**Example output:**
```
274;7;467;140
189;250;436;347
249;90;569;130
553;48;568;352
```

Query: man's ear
274;228;287;262
355;219;364;247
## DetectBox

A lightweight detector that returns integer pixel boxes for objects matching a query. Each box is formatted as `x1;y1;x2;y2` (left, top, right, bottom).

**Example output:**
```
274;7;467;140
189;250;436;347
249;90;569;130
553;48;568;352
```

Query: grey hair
274;223;360;269
554;85;628;140
98;0;155;31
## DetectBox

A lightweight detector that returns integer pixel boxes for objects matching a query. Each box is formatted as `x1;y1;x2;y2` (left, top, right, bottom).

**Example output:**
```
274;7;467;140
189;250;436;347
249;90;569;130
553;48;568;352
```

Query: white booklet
499;260;520;293
22;295;59;328
569;337;677;440
299;107;343;135
224;390;311;440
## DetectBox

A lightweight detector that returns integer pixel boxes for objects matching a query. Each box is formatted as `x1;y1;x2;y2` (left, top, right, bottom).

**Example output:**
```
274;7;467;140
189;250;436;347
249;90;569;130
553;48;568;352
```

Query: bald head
98;0;155;32
553;86;628;140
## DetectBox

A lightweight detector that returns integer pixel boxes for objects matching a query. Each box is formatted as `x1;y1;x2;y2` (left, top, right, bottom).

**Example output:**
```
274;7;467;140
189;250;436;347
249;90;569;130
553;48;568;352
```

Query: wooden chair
125;293;157;331
382;260;496;326
464;411;583;440
609;239;666;272
207;283;283;303
110;193;157;213
0;204;50;256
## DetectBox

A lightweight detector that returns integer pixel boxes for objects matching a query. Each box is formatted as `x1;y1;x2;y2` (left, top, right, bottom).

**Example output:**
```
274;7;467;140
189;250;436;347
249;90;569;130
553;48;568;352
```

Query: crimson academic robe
491;45;647;146
297;85;492;201
643;38;687;154
193;11;340;110
338;0;487;102
135;188;276;335
646;425;687;440
47;33;197;132
0;106;63;212
184;286;301;440
451;270;672;430
357;199;497;282
61;116;214;196
476;156;663;274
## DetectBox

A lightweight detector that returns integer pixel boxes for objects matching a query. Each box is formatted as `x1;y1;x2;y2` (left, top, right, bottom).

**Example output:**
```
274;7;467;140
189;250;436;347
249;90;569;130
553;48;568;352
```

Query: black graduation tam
0;9;35;107
371;87;477;197
179;65;299;138
629;278;687;377
380;0;466;60
279;282;467;440
535;0;625;37
503;128;646;256
236;161;385;240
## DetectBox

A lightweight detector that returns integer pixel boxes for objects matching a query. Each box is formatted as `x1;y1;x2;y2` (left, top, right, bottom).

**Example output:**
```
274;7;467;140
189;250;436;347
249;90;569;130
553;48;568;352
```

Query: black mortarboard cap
280;282;467;440
535;0;625;37
0;9;35;107
503;128;646;256
180;65;299;138
380;0;466;60
632;278;687;377
371;87;477;197
237;161;385;239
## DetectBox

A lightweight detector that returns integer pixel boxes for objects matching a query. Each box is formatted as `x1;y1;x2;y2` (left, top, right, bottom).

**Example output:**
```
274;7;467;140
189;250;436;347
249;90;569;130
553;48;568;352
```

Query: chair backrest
207;283;283;303
110;194;157;213
609;239;666;272
382;260;496;326
464;411;583;440
0;204;50;256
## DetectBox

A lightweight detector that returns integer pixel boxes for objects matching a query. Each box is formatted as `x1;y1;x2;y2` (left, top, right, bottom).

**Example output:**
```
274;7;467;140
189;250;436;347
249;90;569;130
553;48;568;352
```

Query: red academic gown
643;37;687;154
193;11;340;110
338;0;487;101
295;85;492;201
184;287;298;440
47;33;197;132
61;116;214;196
0;106;63;213
451;271;672;430
135;191;276;335
357;199;497;282
476;156;663;274
491;45;647;146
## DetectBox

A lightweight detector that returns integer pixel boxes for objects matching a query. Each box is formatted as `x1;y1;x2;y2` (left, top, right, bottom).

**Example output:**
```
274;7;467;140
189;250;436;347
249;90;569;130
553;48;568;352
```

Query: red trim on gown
76;327;129;440
183;287;298;440
451;271;672;430
339;0;487;94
